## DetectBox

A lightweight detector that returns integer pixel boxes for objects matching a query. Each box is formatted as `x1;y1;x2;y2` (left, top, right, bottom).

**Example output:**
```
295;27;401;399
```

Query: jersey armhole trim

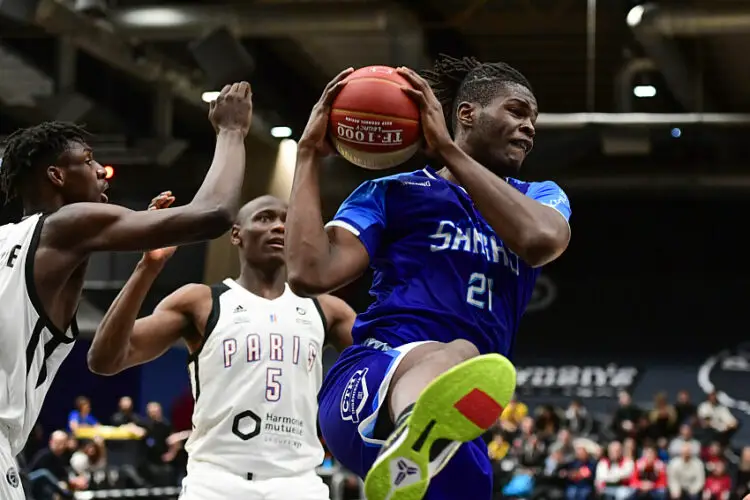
311;297;328;333
187;282;230;365
25;213;77;344
325;220;360;237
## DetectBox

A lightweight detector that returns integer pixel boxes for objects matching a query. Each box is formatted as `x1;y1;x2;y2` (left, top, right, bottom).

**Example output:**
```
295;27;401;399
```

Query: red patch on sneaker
453;389;503;429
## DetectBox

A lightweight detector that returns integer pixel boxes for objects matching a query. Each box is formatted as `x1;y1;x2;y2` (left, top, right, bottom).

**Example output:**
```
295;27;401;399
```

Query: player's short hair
421;54;533;135
0;121;89;202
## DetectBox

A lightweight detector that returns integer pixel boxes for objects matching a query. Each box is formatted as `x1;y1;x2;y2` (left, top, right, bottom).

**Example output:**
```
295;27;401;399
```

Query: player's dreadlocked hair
421;54;533;135
0;121;89;202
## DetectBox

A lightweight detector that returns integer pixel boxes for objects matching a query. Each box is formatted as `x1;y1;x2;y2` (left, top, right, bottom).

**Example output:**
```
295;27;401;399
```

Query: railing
73;487;181;499
70;469;366;500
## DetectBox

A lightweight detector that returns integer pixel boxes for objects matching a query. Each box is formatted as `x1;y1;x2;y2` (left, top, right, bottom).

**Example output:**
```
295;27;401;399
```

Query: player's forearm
189;129;247;226
88;260;162;375
286;148;334;295
439;142;563;266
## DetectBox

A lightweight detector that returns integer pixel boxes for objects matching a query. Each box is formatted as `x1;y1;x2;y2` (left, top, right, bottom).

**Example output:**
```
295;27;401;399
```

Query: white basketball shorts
180;461;330;500
0;431;23;500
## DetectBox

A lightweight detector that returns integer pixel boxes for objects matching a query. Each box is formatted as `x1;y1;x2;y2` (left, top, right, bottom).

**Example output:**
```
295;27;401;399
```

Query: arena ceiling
2;0;750;195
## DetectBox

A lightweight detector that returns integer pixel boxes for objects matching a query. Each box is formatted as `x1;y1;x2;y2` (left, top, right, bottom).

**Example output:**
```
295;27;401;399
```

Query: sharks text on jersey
428;220;520;276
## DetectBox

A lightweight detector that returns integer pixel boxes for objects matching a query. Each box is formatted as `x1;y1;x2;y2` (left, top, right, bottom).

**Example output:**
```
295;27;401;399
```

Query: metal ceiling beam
108;3;408;40
627;3;715;112
629;6;750;37
28;0;272;144
536;112;750;129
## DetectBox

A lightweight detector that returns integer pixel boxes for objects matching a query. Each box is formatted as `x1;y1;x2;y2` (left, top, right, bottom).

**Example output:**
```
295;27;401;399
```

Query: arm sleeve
325;179;388;258
526;181;572;222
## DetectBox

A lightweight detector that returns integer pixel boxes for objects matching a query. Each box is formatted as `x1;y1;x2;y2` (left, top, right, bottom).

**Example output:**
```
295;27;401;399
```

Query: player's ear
230;224;242;246
455;101;476;130
46;165;65;188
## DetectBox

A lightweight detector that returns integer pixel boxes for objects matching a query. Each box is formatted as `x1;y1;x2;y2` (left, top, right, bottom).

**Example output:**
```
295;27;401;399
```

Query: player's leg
364;340;516;500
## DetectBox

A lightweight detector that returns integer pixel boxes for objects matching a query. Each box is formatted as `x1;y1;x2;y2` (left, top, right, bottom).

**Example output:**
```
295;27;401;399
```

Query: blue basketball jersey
326;166;571;358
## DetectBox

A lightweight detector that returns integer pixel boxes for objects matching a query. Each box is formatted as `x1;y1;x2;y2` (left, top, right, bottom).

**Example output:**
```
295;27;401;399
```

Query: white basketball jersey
185;279;326;478
0;214;77;455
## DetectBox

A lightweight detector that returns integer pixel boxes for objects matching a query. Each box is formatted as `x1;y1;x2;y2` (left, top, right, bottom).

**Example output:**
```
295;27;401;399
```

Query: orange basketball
329;66;421;170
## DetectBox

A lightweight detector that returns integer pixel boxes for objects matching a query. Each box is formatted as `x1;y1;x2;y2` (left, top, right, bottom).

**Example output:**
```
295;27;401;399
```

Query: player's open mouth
266;237;284;249
100;192;109;203
508;138;532;154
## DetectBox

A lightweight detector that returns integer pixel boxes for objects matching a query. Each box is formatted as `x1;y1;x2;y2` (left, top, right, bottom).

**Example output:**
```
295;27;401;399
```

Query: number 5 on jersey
467;272;493;311
266;368;282;402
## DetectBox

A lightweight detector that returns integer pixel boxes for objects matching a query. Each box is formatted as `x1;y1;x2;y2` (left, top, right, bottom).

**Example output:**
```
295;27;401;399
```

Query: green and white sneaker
364;353;516;500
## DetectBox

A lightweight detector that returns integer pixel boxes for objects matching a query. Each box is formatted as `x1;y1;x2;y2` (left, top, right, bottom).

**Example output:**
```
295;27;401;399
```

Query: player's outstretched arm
88;280;208;375
317;294;355;352
88;194;210;375
287;69;370;296
45;82;253;255
397;67;570;267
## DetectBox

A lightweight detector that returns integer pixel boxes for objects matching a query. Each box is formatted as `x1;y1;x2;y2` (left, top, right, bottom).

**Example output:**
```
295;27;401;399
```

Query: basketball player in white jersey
0;82;254;500
87;194;356;500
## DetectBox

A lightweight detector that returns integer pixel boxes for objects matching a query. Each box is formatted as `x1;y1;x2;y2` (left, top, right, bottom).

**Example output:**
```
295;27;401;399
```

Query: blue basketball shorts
318;340;494;500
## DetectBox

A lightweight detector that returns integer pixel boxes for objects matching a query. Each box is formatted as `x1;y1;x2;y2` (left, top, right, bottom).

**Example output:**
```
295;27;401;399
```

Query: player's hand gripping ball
298;67;355;157
329;66;422;170
142;191;178;264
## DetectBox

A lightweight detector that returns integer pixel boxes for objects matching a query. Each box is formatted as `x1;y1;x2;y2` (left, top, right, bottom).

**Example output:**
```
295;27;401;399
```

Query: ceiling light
271;126;292;138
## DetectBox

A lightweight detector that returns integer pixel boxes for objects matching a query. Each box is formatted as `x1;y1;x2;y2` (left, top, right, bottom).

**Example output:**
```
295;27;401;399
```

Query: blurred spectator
667;443;705;500
141;402;177;486
28;430;87;499
658;438;671;462
537;405;562;441
565;445;596;500
668;424;701;459
631;446;667;500
702;460;731;500
565;399;594;437
111;396;143;426
501;397;529;433
674;390;697;427
516;431;548;472
532;448;568;500
697;392;738;445
649;393;678;439
623;438;638;460
68;396;99;432
488;431;509;462
595;441;634;500
612;391;643;441
69;436;107;474
734;447;750;500
550;429;576;464
511;418;541;455
701;442;725;474
64;435;78;462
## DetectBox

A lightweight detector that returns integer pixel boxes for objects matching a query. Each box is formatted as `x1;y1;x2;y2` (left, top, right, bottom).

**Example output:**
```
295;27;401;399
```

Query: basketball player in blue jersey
286;56;571;500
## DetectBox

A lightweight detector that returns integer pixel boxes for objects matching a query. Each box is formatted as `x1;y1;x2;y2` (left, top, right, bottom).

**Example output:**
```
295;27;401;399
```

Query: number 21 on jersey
467;272;493;311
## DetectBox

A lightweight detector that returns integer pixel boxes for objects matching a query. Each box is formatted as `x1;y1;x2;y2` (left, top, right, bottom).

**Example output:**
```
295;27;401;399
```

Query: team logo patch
699;342;750;414
341;368;369;424
5;466;19;488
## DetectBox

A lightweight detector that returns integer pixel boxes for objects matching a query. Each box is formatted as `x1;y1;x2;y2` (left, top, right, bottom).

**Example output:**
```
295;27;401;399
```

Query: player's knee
443;339;480;363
